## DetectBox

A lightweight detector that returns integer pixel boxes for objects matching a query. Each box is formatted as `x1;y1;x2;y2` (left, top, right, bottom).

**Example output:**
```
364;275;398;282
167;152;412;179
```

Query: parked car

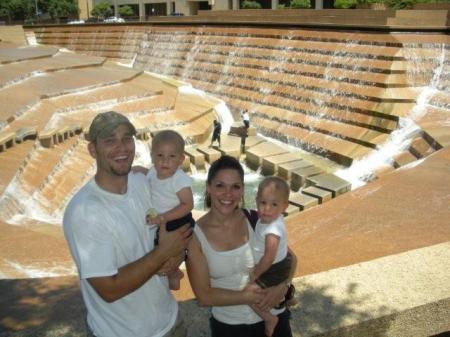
68;20;85;24
104;16;125;23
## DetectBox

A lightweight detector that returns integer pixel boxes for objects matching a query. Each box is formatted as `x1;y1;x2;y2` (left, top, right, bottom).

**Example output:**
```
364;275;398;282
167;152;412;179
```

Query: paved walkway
1;148;449;336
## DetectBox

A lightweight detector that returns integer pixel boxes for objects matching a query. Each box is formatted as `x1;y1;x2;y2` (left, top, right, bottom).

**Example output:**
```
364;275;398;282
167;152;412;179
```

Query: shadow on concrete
0;276;86;337
0;277;393;337
180;281;392;337
290;282;391;337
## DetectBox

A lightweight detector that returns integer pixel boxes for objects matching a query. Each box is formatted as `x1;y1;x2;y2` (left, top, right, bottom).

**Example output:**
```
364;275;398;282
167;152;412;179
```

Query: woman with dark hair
186;155;296;337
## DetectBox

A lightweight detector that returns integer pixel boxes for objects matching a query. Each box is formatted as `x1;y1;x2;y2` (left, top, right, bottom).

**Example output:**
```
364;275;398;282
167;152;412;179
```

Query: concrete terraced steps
0;52;106;89
0;43;221;225
0;60;142;124
26;26;447;167
0;45;58;64
130;26;446;166
0;138;80;222
31;26;145;61
0;24;447;337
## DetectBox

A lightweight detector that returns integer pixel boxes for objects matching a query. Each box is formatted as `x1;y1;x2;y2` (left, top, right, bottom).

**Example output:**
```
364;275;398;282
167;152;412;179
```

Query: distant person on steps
241;109;250;129
210;119;222;148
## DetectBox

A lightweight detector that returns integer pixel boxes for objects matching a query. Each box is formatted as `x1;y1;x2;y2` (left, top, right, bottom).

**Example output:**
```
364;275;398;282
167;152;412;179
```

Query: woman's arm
186;234;264;307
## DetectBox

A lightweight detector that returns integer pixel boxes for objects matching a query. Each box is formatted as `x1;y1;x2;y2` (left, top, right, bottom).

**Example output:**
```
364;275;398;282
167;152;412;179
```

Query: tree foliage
91;1;113;19
290;0;311;8
47;0;79;18
241;0;262;8
118;5;134;17
0;0;36;21
334;0;358;7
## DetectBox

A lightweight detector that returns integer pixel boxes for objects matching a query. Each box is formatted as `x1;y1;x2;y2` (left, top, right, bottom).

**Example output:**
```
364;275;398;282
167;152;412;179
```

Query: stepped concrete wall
26;24;449;167
0;21;448;336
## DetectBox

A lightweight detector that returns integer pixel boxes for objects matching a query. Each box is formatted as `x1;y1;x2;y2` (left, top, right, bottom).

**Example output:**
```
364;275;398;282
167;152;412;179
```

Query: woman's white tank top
193;222;261;324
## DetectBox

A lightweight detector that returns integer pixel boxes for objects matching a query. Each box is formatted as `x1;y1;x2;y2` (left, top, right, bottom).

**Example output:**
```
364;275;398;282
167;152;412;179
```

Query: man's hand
157;253;184;276
131;165;149;175
157;222;192;259
147;213;164;226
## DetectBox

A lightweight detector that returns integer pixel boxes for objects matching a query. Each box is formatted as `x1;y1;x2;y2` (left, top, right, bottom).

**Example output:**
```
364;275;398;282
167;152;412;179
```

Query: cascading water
335;44;448;189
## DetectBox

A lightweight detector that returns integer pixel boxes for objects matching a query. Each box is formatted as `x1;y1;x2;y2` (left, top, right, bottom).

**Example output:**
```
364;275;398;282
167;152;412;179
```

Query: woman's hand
243;282;266;305
257;283;286;311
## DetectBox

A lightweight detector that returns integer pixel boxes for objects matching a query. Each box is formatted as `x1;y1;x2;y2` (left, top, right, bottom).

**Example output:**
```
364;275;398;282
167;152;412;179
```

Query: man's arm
88;223;192;302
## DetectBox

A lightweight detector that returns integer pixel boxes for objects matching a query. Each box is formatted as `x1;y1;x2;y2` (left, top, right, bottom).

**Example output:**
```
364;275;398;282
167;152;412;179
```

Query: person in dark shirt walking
210;120;222;148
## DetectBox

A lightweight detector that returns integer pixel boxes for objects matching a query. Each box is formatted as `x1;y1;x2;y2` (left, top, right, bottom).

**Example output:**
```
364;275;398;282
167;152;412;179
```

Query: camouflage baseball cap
88;111;136;142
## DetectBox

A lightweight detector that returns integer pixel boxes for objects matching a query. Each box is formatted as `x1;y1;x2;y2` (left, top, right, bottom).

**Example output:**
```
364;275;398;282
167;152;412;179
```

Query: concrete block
278;160;313;181
216;135;241;160
246;141;288;170
185;146;205;170
306;173;352;197
393;151;417;168
291;166;323;191
302;186;332;204
289;192;319;210
197;146;221;163
0;132;16;152
284;203;300;217
15;127;37;143
261;152;303;176
39;129;57;148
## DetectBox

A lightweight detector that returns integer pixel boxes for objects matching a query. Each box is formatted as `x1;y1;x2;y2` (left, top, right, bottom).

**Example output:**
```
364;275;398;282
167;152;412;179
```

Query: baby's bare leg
250;303;278;337
168;268;184;290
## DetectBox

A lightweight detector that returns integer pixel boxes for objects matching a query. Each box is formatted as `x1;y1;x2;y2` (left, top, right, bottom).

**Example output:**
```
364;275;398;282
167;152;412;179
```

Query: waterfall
1;175;62;225
335;44;447;189
134;139;152;168
177;85;234;132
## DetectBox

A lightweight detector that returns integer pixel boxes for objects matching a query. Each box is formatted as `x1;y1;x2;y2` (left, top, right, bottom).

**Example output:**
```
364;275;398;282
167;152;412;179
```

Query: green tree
290;0;311;8
91;1;113;19
241;0;262;8
47;0;79;19
334;0;358;7
118;5;133;17
0;0;35;22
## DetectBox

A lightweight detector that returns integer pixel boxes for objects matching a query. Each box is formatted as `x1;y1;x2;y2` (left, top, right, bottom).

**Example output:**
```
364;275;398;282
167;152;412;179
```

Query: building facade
79;0;326;20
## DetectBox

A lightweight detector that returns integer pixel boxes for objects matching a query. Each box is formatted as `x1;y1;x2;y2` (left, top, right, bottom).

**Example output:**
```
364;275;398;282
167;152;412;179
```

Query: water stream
335;44;447;189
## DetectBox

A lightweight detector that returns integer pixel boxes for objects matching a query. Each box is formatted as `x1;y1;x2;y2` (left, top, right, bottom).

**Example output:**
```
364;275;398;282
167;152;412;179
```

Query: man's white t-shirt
252;215;288;264
147;167;192;213
63;173;177;337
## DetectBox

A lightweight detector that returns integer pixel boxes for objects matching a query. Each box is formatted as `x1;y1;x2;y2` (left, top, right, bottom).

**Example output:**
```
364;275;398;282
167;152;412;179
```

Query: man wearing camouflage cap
63;111;192;337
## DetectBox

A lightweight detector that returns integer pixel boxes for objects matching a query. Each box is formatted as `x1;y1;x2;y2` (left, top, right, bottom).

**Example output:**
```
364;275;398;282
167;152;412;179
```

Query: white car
104;16;125;23
68;20;85;24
